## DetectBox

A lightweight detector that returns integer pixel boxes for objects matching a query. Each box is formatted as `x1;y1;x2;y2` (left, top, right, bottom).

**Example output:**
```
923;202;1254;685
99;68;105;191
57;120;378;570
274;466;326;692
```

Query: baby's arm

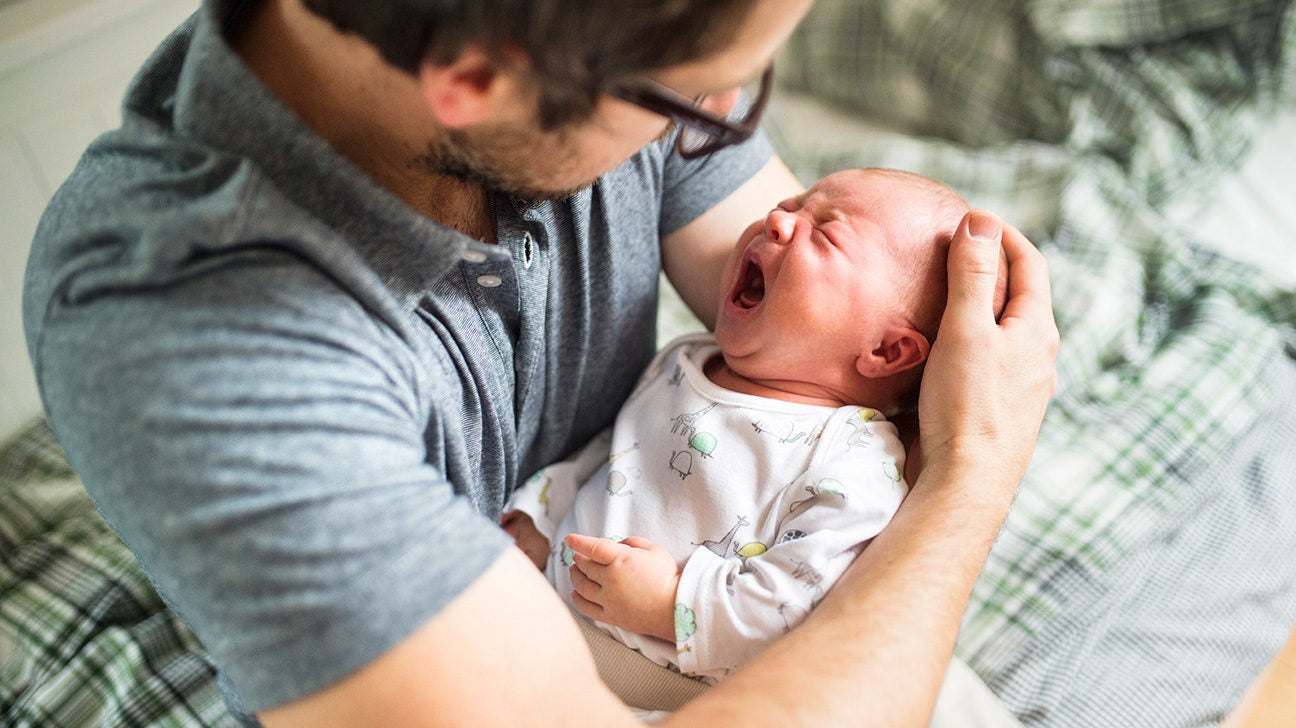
674;464;907;678
564;463;908;679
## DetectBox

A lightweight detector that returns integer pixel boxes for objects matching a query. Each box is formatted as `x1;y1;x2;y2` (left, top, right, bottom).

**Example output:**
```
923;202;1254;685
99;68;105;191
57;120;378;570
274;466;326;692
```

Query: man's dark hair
302;0;755;129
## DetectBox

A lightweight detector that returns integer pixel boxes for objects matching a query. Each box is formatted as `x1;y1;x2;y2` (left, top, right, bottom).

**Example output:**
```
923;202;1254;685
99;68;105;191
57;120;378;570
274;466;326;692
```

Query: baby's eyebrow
778;192;809;210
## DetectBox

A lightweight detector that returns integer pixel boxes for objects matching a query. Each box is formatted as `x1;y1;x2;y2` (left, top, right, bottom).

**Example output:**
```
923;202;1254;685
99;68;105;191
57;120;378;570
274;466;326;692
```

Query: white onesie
507;333;908;683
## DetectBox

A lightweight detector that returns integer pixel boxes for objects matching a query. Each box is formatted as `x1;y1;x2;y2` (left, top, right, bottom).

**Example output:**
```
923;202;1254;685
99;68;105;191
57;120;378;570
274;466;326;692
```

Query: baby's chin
711;316;747;356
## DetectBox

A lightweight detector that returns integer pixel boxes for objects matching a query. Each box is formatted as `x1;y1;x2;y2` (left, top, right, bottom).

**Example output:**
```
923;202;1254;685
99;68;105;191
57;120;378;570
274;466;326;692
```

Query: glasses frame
605;64;775;160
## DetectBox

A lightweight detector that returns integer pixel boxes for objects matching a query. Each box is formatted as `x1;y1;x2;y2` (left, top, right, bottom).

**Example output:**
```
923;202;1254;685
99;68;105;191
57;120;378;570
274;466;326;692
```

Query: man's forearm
665;459;1010;727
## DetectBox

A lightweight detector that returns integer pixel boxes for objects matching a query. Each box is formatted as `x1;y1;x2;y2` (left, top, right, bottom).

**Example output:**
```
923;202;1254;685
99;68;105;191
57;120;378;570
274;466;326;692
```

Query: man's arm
261;211;1058;727
1223;623;1296;728
660;157;803;329
259;548;642;727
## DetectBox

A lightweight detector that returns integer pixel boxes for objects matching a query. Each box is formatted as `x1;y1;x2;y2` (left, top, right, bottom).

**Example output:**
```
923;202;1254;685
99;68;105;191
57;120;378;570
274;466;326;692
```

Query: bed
3;0;1296;725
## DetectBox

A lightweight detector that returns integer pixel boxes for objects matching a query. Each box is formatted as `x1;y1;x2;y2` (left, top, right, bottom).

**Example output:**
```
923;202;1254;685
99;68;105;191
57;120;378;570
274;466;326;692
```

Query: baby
502;168;1008;684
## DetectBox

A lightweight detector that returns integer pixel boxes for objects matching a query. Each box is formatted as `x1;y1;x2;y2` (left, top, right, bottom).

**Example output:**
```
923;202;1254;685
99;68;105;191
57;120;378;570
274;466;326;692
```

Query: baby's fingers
570;562;603;603
571;552;608;583
569;591;606;622
565;533;628;565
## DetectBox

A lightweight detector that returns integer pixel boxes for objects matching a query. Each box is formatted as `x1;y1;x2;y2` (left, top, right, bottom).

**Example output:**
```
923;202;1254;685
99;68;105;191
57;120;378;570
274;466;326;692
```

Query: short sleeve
32;261;512;712
657;128;776;237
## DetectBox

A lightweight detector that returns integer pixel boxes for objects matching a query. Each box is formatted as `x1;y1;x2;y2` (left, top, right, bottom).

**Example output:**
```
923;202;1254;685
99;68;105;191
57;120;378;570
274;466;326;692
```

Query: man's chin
412;142;598;202
507;177;598;202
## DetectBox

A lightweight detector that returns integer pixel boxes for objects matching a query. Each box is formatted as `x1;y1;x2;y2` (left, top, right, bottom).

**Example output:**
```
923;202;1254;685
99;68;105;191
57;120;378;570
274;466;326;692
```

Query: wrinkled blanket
0;420;235;726
763;0;1296;725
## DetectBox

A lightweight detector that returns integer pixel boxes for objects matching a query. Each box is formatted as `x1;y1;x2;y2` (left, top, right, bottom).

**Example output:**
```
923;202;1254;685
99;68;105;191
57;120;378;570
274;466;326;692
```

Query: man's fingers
943;210;1006;332
564;533;626;565
998;222;1055;329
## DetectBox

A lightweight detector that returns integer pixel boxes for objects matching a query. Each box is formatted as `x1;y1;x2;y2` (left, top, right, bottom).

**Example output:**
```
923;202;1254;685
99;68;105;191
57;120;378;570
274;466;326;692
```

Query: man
22;0;1058;725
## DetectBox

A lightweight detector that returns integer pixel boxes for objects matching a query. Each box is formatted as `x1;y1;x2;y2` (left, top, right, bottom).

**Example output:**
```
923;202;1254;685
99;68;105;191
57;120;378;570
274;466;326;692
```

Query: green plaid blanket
765;0;1296;724
5;0;1296;725
0;419;236;726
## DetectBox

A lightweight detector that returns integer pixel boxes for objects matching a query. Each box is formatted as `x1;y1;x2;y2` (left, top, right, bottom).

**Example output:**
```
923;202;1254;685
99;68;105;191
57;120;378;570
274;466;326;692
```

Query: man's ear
416;46;527;129
856;326;930;378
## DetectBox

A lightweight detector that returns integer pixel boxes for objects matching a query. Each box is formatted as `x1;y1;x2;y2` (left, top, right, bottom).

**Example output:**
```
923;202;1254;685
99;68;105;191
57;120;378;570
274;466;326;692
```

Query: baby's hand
565;533;680;643
499;511;550;571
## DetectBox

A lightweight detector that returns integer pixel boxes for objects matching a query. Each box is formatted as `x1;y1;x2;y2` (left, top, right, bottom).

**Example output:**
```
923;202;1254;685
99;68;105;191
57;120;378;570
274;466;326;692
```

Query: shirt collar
164;0;482;300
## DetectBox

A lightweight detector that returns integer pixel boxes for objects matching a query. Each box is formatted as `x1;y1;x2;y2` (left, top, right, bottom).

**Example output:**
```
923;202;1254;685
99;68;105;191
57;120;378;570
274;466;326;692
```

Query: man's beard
410;128;592;202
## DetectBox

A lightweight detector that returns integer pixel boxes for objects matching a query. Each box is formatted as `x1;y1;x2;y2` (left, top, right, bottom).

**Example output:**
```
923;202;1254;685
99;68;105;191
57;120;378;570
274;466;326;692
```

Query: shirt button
476;274;503;288
461;249;488;264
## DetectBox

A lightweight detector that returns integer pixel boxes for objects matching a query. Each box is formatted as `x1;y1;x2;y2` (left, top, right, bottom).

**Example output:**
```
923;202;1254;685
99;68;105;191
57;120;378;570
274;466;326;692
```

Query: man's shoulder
24;131;430;464
24;121;377;340
37;117;316;256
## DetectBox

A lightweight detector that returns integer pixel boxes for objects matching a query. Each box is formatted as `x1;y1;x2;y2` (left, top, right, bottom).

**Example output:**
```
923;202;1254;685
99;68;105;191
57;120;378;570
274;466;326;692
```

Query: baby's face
714;169;961;385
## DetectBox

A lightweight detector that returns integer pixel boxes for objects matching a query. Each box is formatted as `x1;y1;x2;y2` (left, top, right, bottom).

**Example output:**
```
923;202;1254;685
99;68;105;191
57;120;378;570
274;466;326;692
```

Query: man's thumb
944;210;1004;329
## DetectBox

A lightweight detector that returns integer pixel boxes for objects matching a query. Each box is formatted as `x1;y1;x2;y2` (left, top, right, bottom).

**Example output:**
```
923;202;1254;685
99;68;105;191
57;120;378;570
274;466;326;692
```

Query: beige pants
576;615;1022;727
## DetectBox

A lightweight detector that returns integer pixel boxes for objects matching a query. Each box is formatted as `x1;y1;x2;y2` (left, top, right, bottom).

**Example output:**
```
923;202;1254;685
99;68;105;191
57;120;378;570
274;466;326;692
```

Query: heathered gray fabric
22;0;773;716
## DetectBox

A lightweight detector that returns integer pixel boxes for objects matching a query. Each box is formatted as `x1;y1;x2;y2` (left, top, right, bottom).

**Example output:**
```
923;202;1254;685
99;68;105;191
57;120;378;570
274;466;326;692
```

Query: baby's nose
764;209;796;244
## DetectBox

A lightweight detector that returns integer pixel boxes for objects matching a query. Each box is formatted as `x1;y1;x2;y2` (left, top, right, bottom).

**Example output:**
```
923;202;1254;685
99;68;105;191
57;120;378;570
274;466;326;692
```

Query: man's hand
500;511;551;571
916;210;1059;497
565;533;680;642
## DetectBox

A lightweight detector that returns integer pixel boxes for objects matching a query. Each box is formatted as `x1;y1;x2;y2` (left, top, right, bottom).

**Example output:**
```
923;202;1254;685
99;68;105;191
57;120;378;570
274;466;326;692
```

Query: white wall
0;0;198;441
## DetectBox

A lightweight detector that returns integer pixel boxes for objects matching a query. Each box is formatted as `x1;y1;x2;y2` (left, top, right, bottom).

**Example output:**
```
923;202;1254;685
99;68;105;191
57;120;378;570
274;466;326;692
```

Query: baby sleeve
672;437;909;681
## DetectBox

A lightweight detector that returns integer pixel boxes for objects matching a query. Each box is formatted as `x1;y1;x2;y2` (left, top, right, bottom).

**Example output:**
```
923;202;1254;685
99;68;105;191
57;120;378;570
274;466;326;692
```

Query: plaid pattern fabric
0;418;235;727
760;0;1296;724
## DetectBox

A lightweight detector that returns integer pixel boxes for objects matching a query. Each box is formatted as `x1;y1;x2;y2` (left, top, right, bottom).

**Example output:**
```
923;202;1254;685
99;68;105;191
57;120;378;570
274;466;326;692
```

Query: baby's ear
856;326;930;378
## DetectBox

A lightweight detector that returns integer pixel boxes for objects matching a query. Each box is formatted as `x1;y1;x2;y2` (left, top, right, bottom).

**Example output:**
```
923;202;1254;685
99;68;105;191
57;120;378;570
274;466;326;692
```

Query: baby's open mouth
733;258;765;309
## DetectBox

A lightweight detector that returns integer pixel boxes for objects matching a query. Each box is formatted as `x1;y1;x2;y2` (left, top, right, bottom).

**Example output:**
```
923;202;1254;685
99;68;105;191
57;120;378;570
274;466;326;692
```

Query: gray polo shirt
22;0;773;717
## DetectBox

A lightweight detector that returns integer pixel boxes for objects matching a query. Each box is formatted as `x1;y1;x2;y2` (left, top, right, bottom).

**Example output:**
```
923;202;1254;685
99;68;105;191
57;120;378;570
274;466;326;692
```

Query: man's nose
764;209;796;244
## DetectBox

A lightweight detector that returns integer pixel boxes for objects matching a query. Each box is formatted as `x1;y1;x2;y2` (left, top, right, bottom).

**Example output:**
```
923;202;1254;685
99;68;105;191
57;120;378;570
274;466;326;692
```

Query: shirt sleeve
672;444;909;680
657;127;776;238
31;259;512;713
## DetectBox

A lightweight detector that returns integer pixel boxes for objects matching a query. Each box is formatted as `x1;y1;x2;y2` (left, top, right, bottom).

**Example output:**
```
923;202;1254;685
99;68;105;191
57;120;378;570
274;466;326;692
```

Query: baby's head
714;168;1008;413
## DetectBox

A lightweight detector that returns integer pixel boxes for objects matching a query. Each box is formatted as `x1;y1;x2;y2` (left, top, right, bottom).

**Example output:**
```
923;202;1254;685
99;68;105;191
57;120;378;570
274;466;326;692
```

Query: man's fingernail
968;212;1001;241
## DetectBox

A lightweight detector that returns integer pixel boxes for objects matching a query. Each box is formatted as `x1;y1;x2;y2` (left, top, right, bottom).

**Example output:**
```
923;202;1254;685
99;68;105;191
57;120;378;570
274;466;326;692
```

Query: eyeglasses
605;64;775;160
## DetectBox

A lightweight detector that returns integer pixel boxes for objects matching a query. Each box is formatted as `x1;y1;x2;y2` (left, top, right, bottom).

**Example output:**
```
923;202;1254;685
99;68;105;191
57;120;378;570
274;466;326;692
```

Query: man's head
714;168;1008;412
304;1;748;130
300;0;813;199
